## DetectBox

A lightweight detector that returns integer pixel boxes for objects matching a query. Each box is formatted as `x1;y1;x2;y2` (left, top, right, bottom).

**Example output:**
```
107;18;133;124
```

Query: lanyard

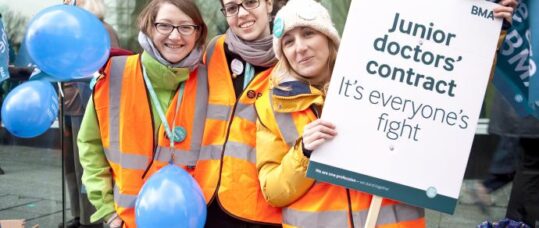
141;65;186;148
243;63;254;89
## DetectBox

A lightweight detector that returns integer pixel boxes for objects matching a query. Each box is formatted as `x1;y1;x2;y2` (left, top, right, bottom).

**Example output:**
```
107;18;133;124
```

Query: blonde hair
78;0;106;20
137;0;208;48
272;37;338;94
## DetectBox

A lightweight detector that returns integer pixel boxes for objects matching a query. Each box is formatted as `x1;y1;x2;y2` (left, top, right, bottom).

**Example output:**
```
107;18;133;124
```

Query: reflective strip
104;148;149;170
155;146;198;167
375;204;424;225
114;184;137;208
199;145;223;161
224;141;256;164
283;208;348;227
207;104;231;121
189;65;208;157
269;91;299;147
108;56;127;154
205;35;220;65
235;103;257;122
283;203;424;227
352;204;425;226
105;56;149;170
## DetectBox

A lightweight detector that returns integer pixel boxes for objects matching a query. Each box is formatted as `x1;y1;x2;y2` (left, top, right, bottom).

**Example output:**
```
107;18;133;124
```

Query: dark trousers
482;136;518;192
506;137;539;227
205;200;280;228
62;115;101;226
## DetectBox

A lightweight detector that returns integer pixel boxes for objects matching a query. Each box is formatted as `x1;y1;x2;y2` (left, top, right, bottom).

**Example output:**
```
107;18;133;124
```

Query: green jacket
77;54;186;222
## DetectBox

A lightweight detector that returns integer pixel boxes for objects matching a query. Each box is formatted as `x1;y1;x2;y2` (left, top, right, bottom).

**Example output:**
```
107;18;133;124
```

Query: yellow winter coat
255;80;425;228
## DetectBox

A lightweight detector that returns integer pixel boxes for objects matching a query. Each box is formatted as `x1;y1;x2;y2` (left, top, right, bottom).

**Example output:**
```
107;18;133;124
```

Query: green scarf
141;51;190;133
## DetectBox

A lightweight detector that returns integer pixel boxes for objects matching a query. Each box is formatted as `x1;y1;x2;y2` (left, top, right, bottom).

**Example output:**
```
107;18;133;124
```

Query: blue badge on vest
173;126;187;143
273;17;284;38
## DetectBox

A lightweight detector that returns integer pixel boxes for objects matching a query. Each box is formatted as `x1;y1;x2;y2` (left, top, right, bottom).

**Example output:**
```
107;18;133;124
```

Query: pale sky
0;0;59;18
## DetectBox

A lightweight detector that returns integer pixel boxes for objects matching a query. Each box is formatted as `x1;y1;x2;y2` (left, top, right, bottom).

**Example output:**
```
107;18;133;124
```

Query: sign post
306;0;502;214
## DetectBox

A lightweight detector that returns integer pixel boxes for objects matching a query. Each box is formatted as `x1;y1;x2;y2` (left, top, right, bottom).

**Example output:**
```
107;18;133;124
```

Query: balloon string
57;82;64;98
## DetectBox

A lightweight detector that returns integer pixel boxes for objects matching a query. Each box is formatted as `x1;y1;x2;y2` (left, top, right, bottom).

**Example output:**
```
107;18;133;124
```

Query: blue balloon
25;5;110;80
1;80;58;138
136;165;207;228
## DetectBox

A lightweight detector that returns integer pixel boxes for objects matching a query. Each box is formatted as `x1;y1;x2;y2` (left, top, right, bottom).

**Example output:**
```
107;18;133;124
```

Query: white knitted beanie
272;0;340;60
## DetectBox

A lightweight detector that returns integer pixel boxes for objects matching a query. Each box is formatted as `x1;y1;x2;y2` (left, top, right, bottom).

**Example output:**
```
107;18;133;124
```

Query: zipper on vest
212;72;278;225
347;188;355;228
214;68;260;196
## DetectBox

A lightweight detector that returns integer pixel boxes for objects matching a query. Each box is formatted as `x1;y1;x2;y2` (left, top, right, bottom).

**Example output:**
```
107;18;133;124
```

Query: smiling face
151;2;199;63
281;26;331;85
222;0;273;41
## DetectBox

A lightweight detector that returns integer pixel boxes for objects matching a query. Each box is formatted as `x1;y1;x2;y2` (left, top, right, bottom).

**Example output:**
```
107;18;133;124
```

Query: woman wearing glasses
77;0;208;227
193;0;282;227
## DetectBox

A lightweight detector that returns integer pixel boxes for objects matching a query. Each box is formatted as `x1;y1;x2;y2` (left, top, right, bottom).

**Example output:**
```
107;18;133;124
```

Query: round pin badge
173;126;187;143
426;187;437;199
231;58;244;76
247;90;256;99
273;17;284;38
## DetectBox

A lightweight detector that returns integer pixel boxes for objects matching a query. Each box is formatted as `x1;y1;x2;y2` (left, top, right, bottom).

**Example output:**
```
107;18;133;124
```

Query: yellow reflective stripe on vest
224;141;256;164
352;203;425;226
104;148;149;170
207;103;231;121
283;208;349;227
269;91;299;147
154;146;199;167
113;184;137;208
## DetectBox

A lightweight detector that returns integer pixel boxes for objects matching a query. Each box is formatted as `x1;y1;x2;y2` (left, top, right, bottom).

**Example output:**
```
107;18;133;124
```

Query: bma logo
471;5;494;20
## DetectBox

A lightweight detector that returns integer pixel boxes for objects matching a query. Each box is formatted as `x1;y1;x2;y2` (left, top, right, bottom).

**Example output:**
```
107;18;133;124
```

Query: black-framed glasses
220;0;261;17
154;23;199;36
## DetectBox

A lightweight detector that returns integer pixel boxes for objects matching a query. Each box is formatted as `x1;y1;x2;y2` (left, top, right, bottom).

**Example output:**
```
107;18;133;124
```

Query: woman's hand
302;119;337;151
493;0;519;24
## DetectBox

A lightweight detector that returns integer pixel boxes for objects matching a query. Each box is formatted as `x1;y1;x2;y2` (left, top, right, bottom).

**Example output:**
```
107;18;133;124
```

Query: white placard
306;0;502;214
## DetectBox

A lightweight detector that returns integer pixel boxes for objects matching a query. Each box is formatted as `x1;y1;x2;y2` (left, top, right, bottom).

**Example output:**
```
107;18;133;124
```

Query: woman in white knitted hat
253;0;429;227
254;0;518;227
193;0;282;227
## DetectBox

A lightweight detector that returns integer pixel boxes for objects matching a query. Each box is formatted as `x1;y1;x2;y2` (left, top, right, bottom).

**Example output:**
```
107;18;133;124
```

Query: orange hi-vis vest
93;55;208;227
255;84;425;228
193;35;282;224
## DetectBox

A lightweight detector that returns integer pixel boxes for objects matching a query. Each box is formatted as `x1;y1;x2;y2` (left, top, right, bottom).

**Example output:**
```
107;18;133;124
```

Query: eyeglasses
154;23;199;36
220;0;260;17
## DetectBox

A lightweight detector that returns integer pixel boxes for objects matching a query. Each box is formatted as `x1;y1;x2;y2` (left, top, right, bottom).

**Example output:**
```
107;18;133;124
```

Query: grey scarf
138;32;203;70
224;29;277;67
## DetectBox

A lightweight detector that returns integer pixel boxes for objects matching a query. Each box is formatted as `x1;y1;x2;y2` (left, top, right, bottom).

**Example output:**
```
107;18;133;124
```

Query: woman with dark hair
193;0;282;226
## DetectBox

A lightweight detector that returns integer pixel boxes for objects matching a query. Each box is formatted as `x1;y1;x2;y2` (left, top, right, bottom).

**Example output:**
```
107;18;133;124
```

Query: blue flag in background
493;0;538;117
0;19;9;82
525;1;539;115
